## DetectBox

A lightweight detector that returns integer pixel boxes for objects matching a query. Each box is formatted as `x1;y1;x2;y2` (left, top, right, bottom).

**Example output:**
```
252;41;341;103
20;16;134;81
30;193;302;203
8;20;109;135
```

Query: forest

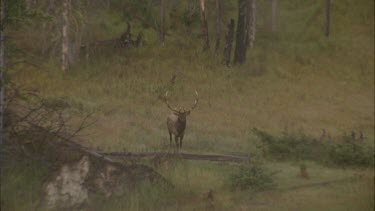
1;0;374;210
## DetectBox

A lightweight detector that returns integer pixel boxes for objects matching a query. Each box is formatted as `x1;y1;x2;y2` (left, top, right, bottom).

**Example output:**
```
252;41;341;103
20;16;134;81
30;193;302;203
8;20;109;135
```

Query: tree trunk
325;0;331;37
0;0;5;153
185;0;196;35
199;0;210;51
25;0;33;10
159;0;166;45
270;0;277;33
62;0;70;72
234;0;248;65
214;0;222;55
69;22;83;66
245;0;256;48
223;19;235;66
69;1;82;65
41;0;54;56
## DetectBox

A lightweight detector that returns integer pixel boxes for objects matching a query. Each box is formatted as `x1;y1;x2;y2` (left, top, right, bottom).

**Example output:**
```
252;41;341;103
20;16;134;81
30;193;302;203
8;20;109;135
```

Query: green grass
2;156;373;211
1;158;48;211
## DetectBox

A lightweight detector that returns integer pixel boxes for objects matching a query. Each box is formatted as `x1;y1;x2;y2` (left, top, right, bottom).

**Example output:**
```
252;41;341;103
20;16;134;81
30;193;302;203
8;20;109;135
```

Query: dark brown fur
167;111;190;150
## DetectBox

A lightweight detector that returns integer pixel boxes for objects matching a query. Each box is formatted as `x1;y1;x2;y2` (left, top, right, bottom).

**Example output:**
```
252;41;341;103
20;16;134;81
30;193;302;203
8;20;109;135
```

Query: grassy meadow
2;0;374;210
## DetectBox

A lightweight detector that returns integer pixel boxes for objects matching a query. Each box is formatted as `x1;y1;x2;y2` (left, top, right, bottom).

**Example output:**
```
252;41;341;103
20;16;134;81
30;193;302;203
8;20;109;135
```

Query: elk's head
164;90;199;120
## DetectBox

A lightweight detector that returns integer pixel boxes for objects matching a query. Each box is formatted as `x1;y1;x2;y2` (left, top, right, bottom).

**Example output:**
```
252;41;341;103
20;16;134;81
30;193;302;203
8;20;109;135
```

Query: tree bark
223;19;235;66
69;2;83;65
325;0;331;37
234;0;248;65
199;0;210;51
1;0;5;155
245;0;256;48
270;0;277;33
214;0;222;55
62;0;70;72
159;0;166;44
73;20;84;65
25;0;33;10
40;0;56;56
185;0;196;35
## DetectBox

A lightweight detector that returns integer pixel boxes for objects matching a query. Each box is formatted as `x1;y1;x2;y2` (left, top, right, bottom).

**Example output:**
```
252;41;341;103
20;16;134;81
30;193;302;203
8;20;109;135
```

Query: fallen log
80;22;143;55
102;151;250;163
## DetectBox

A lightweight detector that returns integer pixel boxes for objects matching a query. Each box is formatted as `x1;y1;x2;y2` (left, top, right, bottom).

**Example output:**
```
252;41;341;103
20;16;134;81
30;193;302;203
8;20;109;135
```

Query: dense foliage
229;163;275;191
253;128;374;167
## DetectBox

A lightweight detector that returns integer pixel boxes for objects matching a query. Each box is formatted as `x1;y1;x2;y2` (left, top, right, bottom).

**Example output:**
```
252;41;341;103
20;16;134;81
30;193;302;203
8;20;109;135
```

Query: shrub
229;163;275;191
328;135;374;167
253;128;328;161
253;128;374;167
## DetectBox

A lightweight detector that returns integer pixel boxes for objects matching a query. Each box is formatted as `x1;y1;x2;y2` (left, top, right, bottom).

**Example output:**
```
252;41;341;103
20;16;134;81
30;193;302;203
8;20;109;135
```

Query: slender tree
245;0;256;48
199;0;210;50
25;0;33;10
62;0;70;72
68;1;81;65
1;0;5;163
234;0;248;64
185;0;196;35
214;0;222;55
270;0;277;33
160;0;166;44
325;0;331;37
41;0;56;56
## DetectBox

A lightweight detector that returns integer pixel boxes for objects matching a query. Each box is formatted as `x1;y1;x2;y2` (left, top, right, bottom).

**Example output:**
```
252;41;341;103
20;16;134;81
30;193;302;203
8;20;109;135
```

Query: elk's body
164;91;198;151
167;113;186;148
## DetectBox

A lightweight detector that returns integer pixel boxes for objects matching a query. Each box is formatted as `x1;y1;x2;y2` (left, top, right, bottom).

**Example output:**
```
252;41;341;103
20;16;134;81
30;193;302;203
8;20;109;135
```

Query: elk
164;90;199;151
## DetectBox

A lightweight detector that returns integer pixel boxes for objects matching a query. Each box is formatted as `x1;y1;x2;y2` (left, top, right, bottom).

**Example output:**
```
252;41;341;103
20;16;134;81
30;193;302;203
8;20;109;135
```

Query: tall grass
1;158;48;211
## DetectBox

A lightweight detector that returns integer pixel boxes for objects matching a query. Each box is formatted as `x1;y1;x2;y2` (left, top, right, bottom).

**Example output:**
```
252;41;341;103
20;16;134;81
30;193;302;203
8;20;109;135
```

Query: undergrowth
229;162;275;192
253;128;374;167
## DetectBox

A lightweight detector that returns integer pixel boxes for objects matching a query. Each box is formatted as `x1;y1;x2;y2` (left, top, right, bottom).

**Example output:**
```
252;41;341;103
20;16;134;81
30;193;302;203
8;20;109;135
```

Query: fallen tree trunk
81;22;143;61
102;151;250;163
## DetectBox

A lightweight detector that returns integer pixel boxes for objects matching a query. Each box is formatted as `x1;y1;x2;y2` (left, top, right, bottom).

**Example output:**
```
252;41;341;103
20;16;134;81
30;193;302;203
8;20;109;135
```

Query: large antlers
164;90;199;113
186;90;199;112
165;91;180;113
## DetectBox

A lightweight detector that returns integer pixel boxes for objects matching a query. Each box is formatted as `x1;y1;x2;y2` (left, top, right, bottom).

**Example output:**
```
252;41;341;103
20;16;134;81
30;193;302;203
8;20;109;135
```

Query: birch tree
62;0;70;72
199;0;209;50
245;0;256;48
1;0;5;153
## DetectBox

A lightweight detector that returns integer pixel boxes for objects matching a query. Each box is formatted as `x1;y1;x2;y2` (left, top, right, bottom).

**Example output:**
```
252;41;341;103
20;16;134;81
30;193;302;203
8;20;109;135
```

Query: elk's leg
169;132;172;147
175;135;179;151
180;134;184;149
